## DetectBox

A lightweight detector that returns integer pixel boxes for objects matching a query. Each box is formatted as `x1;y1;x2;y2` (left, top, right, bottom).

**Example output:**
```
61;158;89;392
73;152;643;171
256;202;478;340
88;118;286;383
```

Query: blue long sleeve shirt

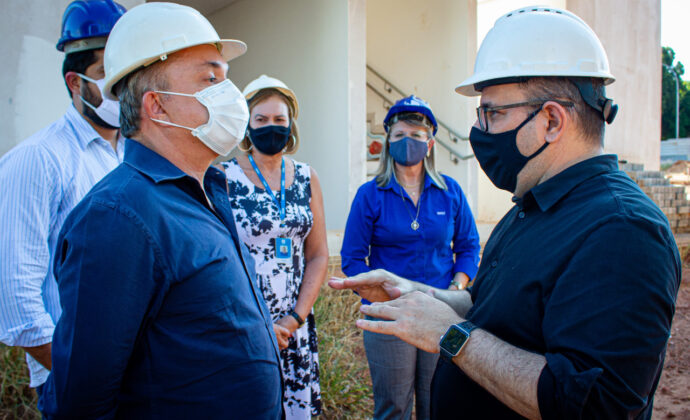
39;139;282;419
341;174;480;297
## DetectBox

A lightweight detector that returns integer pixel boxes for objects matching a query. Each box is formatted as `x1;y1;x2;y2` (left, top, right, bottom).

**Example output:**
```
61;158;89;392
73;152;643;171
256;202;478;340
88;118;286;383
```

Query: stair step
620;162;644;171
636;177;671;187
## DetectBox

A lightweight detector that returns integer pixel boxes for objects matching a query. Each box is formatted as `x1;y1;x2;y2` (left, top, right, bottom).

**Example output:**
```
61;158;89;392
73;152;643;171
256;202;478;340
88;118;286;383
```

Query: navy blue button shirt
39;140;283;419
431;155;681;419
341;174;480;300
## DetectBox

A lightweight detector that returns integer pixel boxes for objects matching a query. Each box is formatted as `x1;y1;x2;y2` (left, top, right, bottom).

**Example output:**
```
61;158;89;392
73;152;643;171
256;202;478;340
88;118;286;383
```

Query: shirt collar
517;154;619;212
123;139;189;183
379;171;444;194
65;104;107;149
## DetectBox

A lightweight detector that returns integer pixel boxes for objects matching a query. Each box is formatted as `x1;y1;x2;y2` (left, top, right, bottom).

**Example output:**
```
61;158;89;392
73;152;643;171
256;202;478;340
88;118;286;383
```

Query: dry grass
0;344;39;419
0;266;373;419
315;272;373;419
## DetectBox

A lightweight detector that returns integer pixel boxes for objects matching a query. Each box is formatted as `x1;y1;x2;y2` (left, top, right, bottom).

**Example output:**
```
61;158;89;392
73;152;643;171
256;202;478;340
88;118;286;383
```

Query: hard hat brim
455;71;615;97
104;39;248;100
218;39;247;62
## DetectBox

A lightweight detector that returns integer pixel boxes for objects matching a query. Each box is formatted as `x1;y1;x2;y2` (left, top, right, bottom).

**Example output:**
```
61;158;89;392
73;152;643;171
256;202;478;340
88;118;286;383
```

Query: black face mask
248;124;291;155
469;107;548;193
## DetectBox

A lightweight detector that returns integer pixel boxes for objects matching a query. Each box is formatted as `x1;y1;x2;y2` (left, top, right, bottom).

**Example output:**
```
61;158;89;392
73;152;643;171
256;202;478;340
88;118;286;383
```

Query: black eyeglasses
476;99;574;132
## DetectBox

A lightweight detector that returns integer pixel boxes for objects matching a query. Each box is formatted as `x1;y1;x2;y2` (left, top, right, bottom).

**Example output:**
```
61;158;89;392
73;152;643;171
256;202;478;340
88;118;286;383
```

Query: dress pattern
222;157;321;419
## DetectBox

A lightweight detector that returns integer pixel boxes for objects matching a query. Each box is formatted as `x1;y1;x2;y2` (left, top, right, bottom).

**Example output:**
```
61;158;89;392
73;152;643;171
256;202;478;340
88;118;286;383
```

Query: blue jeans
363;316;439;420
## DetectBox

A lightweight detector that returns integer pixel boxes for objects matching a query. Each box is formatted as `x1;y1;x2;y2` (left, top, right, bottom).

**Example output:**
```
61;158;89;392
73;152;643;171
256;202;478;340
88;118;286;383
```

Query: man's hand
328;269;416;302
22;343;52;371
357;291;463;353
272;323;291;350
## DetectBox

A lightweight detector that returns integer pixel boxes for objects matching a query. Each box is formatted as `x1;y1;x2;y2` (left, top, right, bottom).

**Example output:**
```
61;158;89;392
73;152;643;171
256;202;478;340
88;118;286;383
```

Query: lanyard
248;154;286;226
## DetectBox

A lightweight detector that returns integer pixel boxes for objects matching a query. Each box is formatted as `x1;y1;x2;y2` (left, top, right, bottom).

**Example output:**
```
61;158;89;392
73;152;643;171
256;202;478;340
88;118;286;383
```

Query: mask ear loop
149;90;198;131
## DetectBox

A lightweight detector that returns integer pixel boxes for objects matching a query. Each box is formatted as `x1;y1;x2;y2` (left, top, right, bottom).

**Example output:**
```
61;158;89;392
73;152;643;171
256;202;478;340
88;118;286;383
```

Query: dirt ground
652;268;690;420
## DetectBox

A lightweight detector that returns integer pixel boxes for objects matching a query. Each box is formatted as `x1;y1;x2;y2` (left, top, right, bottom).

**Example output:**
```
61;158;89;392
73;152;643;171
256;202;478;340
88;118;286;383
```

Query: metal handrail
366;64;473;162
367;65;470;142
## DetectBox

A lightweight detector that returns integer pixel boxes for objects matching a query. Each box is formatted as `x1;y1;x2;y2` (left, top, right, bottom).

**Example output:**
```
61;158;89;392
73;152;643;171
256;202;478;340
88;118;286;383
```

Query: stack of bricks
622;162;690;233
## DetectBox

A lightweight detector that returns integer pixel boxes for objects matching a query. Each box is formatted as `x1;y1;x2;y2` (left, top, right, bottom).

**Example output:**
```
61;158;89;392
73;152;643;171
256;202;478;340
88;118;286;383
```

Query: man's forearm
432;289;473;318
23;342;51;370
454;329;545;419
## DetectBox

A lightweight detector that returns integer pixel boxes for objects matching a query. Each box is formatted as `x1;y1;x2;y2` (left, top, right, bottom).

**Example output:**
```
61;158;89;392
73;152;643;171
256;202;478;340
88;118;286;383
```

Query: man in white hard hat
0;0;126;398
330;7;680;419
39;3;282;418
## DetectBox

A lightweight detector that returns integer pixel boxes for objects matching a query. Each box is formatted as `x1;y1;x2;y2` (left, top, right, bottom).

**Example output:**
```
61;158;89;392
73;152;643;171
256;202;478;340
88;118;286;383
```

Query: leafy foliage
662;46;690;139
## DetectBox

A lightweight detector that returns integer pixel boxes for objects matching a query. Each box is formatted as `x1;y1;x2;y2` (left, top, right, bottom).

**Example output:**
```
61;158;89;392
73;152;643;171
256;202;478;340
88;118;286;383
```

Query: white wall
568;0;662;170
208;0;364;230
0;0;143;158
366;0;479;213
474;0;661;222
475;0;565;222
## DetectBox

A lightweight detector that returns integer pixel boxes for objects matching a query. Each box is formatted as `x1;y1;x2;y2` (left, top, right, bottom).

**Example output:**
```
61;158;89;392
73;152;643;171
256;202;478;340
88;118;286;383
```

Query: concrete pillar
208;0;365;230
567;0;662;170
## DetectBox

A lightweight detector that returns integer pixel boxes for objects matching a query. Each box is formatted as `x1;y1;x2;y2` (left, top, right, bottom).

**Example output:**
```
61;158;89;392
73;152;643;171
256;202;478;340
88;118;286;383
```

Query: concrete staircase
621;162;690;233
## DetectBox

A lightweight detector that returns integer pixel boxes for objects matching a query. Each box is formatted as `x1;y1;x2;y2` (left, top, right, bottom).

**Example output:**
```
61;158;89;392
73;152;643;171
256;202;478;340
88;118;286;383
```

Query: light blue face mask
388;137;429;166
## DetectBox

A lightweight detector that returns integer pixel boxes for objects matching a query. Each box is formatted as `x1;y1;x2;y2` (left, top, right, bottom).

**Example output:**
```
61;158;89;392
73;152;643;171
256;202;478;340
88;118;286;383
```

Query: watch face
441;325;469;356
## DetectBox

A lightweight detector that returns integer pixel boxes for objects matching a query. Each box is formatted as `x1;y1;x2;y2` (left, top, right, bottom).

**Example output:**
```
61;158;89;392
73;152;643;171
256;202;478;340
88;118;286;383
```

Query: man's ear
65;72;82;97
541;101;568;144
142;91;167;122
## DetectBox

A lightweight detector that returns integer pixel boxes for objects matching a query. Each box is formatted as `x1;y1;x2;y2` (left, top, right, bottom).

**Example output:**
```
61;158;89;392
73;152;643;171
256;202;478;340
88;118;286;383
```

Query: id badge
276;237;292;260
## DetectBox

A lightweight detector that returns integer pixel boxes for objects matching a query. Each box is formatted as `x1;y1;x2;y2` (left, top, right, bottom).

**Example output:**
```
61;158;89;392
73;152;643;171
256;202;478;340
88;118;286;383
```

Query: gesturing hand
357;291;463;353
328;269;416;302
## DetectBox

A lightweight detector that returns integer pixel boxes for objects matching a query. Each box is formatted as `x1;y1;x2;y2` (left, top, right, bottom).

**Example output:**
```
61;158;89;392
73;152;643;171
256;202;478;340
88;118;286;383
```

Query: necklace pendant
411;220;419;230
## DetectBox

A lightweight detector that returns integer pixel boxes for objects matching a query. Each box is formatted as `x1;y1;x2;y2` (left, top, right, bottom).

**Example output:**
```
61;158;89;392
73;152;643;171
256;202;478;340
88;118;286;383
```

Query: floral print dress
222;157;321;419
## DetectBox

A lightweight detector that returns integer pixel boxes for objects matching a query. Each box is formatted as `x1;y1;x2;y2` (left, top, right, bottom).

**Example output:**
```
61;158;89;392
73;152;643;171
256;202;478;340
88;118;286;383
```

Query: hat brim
219;39;247;62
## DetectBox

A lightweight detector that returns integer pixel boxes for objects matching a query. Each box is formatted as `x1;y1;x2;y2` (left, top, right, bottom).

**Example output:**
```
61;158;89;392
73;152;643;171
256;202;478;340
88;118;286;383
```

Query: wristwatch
439;320;477;361
290;310;305;327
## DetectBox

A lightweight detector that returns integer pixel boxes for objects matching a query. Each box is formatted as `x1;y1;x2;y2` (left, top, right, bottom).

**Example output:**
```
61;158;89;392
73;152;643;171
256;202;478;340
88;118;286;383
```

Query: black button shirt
431;155;681;419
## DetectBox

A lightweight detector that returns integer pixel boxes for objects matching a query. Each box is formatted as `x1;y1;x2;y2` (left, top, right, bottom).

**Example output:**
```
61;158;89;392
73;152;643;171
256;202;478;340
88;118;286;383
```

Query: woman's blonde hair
374;114;447;190
238;88;300;154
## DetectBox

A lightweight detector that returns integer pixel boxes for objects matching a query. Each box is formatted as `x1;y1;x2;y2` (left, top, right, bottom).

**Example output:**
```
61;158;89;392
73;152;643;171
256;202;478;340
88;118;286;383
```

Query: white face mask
151;79;249;156
77;73;121;128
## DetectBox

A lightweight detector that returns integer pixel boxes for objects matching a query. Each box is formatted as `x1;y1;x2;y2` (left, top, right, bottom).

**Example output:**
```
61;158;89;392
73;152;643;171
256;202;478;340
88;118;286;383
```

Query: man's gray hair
114;61;169;139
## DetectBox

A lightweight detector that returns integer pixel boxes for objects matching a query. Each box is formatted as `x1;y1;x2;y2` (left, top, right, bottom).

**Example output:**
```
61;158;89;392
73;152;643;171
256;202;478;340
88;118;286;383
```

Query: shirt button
491;260;498;267
518;211;525;219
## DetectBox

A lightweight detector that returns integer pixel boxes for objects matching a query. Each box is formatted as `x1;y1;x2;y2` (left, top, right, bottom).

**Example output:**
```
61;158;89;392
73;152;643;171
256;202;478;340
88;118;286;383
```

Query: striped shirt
0;104;124;386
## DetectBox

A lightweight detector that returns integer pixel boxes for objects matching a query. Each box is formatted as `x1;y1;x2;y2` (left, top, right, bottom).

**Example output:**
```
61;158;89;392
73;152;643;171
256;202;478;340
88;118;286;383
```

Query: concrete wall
366;0;479;213
568;0;662;170
475;0;565;223
0;0;143;158
208;0;365;230
473;0;661;223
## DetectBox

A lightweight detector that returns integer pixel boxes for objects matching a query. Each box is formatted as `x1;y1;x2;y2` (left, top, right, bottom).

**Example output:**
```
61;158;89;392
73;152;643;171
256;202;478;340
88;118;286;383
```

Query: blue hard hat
383;95;438;136
56;0;126;53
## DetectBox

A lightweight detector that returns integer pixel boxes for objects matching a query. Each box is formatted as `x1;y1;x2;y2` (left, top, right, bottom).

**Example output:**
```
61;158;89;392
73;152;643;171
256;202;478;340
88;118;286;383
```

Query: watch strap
290;310;305;327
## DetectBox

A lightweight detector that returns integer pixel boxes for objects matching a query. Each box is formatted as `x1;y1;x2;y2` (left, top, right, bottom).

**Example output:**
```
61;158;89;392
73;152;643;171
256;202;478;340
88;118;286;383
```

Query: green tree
662;46;690;139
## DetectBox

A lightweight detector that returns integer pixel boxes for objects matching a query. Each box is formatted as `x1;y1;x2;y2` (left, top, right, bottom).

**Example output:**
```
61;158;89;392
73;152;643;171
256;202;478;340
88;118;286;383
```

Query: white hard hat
103;2;247;99
456;6;615;97
242;75;299;119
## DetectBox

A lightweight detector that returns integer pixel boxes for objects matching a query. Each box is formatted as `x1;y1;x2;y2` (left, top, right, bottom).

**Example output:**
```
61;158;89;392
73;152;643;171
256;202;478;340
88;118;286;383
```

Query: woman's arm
340;184;375;276
277;167;329;332
450;180;481;285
